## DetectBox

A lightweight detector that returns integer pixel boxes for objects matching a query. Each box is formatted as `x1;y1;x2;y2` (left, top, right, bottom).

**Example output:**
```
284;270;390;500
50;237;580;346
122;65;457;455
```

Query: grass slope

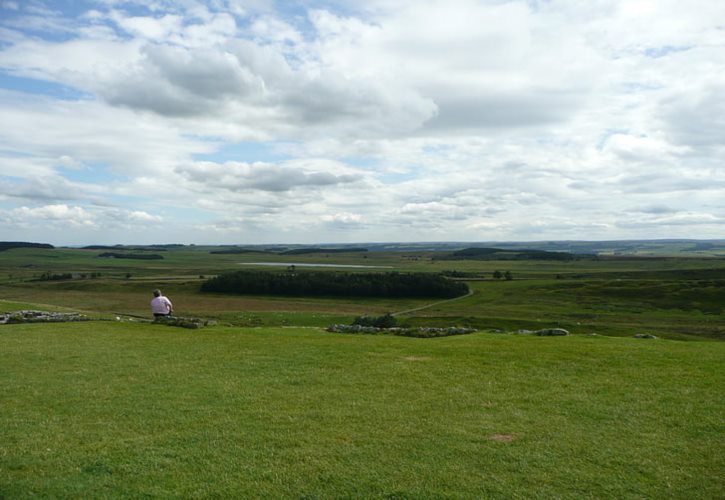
1;322;723;498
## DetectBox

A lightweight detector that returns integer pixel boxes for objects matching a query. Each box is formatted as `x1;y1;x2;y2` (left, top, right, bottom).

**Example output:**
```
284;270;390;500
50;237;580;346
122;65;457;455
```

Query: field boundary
392;289;474;317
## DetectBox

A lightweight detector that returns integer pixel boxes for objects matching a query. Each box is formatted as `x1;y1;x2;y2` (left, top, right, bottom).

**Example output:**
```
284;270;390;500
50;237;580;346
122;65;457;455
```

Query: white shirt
150;295;173;314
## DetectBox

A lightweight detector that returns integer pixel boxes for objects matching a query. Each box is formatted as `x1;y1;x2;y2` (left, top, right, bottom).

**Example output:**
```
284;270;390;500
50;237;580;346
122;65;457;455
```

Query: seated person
150;289;173;318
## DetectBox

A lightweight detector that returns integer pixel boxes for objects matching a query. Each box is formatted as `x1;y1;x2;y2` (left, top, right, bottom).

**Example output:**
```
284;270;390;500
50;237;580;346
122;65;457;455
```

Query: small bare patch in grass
489;434;516;442
403;356;431;362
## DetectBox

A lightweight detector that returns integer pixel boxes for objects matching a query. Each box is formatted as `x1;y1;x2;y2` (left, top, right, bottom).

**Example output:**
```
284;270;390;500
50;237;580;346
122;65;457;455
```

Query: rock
634;333;657;339
327;324;477;338
535;328;570;336
1;310;89;324
154;316;212;329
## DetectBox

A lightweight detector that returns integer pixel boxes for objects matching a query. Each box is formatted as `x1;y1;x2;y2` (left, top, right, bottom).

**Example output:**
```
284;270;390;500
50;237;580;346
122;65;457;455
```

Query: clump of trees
37;272;103;281
435;247;576;261
201;271;469;298
98;252;164;260
0;242;54;252
352;313;397;328
38;272;73;281
492;270;514;280
209;248;265;254
279;247;368;255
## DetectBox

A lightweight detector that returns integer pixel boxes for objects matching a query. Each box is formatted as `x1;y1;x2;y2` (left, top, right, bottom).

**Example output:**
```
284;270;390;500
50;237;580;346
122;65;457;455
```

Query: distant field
1;322;723;498
0;246;723;339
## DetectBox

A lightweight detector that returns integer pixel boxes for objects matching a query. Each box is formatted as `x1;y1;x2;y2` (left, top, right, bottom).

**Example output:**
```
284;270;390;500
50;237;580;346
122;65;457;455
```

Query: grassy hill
1;321;723;498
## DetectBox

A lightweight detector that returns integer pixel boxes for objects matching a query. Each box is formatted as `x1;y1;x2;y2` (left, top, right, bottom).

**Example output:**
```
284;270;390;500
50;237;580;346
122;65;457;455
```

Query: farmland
1;242;724;497
0;243;723;339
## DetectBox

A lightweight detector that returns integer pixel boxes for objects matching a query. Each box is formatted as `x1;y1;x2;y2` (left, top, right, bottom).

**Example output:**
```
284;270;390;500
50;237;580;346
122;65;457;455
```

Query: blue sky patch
643;46;692;58
59;164;125;184
0;72;88;100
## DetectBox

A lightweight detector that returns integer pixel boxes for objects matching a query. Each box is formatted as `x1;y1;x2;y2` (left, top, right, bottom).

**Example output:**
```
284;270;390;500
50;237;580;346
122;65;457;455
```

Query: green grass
1;246;723;340
1;322;723;498
398;279;725;341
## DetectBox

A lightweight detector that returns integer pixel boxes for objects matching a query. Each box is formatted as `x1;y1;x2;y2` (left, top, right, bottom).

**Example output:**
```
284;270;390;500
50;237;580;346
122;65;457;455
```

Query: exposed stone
327;324;476;338
634;333;658;339
153;316;214;329
0;310;89;324
535;328;570;336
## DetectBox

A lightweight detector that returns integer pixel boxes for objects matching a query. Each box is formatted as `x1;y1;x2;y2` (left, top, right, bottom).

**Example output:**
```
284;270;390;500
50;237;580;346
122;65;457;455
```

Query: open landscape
1;241;724;497
3;0;725;497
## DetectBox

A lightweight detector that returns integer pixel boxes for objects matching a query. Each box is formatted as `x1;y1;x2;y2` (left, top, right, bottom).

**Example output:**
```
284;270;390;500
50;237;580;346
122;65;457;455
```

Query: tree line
97;252;164;260
201;270;469;298
0;242;54;252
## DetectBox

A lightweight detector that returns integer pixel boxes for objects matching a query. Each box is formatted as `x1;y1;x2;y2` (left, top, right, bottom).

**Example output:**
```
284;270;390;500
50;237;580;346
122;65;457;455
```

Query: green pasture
400;278;725;340
1;245;724;497
3;246;725;279
0;246;724;339
1;322;723;498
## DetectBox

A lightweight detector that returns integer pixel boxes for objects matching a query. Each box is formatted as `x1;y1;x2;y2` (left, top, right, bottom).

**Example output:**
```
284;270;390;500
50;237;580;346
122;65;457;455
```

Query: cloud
603;133;689;161
660;83;725;152
101;44;265;116
2;204;163;230
0;0;724;243
0;89;213;177
7;204;96;227
320;212;365;230
176;159;364;193
0;175;84;202
616;212;725;229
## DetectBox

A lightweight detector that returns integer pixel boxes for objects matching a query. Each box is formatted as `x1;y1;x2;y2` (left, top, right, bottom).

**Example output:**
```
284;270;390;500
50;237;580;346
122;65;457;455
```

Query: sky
0;0;723;246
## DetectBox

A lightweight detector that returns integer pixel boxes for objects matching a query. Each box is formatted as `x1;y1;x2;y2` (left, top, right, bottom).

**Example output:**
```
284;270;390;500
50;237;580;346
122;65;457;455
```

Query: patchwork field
0;245;723;339
0;243;723;497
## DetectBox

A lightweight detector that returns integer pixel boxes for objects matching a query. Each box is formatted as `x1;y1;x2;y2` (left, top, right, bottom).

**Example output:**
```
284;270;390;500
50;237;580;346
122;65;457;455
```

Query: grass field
1;246;724;339
0;244;723;497
1;321;723;498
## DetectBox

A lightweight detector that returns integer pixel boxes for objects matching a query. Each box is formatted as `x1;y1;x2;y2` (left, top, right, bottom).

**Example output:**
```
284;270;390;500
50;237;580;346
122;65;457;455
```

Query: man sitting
150;289;173;318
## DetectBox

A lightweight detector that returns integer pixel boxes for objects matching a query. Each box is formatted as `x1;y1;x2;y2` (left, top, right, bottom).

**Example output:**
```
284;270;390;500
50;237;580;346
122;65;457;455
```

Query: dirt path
392;289;474;317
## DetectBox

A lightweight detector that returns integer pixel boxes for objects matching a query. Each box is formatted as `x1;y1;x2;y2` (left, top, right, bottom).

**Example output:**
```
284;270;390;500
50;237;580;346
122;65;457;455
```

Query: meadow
0;243;724;497
0;245;723;339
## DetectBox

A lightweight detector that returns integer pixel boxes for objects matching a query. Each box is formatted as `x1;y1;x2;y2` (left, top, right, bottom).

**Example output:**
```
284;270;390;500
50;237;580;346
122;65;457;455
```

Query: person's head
153;289;161;297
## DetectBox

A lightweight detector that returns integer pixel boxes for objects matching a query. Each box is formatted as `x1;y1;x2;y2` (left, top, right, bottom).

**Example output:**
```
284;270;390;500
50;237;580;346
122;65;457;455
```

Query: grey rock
1;310;89;324
535;328;570;336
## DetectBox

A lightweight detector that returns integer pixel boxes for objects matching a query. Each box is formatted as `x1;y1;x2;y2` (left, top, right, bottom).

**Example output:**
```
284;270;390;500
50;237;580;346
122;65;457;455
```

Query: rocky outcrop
634;333;658;339
0;310;89;324
535;328;570;336
153;316;214;329
327;324;476;338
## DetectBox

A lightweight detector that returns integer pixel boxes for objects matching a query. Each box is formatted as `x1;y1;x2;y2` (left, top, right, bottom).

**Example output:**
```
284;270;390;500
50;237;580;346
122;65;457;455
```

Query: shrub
352;313;397;328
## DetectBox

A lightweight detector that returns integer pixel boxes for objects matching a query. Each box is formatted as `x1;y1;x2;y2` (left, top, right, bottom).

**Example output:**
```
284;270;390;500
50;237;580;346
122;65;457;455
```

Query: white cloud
8;204;96;227
0;0;723;244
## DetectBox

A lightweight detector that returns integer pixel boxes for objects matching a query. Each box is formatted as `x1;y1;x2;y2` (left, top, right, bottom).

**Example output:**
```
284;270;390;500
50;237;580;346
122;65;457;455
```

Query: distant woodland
435;247;579;261
201;270;469;298
97;252;164;260
0;242;54;252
